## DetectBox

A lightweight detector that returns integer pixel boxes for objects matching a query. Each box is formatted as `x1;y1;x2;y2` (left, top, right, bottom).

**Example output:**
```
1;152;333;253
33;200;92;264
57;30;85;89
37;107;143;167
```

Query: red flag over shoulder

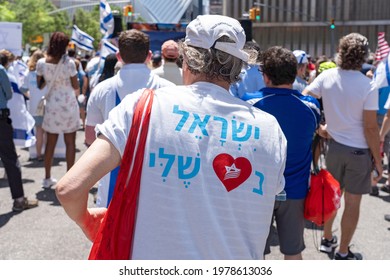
89;89;155;260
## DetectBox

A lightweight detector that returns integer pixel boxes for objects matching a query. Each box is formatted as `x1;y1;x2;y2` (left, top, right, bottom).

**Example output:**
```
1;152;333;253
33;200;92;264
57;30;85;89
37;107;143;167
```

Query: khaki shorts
264;199;305;256
326;140;372;195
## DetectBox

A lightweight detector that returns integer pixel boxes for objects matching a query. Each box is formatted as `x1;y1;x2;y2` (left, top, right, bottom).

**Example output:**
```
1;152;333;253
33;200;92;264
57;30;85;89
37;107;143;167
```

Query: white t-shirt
373;55;390;89
96;82;287;260
87;63;174;126
87;63;174;207
152;62;183;85
306;68;378;148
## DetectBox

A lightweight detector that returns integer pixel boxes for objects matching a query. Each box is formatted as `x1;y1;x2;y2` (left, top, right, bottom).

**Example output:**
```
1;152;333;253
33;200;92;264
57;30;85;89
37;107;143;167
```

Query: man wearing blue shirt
0;52;38;212
242;46;320;259
230;41;265;98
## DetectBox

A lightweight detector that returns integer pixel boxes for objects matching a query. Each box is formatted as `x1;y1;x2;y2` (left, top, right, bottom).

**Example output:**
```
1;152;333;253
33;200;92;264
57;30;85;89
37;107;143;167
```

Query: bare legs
44;131;77;178
44;132;58;179
322;191;362;254
35;125;45;159
64;132;76;170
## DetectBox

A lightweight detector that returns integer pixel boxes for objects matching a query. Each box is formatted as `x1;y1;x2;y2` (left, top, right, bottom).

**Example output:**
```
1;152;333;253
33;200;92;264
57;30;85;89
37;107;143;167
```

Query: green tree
0;2;16;22
9;0;69;44
74;5;123;49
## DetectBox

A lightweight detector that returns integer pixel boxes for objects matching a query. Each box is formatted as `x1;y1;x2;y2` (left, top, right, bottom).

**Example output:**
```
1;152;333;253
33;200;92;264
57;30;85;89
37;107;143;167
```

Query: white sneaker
42;177;57;189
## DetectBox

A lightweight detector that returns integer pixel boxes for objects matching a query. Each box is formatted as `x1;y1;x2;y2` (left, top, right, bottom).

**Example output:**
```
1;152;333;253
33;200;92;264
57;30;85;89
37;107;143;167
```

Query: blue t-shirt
242;87;320;199
230;64;265;98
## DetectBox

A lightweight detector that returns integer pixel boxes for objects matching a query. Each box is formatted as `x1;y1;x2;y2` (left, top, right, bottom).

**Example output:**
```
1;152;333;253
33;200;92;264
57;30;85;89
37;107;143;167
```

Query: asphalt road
0;129;389;260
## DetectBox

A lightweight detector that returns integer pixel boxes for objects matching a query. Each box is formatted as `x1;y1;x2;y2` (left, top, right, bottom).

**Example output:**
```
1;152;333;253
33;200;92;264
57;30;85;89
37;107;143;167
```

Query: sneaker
319;235;338;253
42;177;57;189
12;197;38;212
334;247;363;260
370;186;379;196
381;185;390;193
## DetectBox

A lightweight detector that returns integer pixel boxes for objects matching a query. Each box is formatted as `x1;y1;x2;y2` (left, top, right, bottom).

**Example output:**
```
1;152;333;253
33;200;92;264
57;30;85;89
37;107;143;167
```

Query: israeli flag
12;59;28;87
100;0;114;39
71;25;95;52
7;73;36;148
100;39;118;59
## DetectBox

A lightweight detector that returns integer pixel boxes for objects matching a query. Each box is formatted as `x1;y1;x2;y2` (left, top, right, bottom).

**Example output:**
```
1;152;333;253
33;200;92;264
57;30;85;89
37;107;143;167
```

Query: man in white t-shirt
56;15;287;260
303;33;381;260
85;29;174;207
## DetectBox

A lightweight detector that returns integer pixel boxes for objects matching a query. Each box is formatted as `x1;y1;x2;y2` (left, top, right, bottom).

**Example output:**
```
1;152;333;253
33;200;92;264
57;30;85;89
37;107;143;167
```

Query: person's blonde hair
28;50;45;71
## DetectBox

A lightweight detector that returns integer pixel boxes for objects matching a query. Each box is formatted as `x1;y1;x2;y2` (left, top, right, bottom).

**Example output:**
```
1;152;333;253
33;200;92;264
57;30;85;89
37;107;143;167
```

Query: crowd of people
1;14;389;260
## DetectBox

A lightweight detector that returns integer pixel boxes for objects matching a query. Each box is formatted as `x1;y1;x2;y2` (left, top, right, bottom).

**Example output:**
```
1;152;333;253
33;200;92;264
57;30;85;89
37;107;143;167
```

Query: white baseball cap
185;15;249;62
293;50;308;64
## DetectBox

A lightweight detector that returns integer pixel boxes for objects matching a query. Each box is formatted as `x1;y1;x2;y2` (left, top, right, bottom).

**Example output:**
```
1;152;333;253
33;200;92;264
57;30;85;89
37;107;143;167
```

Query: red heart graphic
212;153;252;192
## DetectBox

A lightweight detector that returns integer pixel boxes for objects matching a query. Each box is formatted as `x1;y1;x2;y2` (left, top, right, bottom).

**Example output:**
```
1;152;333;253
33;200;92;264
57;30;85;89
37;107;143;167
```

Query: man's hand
318;124;331;139
79;207;107;242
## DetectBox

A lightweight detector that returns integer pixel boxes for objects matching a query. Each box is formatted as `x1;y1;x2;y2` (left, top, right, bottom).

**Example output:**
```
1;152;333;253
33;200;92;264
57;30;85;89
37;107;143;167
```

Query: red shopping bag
304;169;341;226
88;89;154;260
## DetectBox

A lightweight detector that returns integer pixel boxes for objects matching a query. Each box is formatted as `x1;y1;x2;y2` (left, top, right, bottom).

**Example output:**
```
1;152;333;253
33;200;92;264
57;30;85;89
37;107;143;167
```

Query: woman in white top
36;32;80;189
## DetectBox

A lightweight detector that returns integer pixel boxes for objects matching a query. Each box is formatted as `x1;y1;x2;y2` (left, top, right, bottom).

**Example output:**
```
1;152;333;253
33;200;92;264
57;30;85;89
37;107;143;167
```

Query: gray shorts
326;140;372;194
33;116;43;126
264;199;305;256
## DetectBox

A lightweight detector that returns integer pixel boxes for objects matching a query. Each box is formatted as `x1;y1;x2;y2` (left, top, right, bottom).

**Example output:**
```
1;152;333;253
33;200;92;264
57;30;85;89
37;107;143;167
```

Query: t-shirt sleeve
68;59;78;77
85;88;104;126
276;126;287;195
95;89;144;157
363;82;379;111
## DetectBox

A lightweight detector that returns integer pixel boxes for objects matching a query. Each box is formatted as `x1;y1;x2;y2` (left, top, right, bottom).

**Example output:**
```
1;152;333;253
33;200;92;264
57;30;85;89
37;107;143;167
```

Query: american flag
375;32;390;61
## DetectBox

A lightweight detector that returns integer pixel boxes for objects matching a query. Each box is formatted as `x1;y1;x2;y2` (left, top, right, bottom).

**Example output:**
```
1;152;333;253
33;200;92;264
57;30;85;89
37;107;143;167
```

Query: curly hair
336;33;369;70
47;32;69;59
260;46;297;86
28;49;45;71
118;29;149;64
180;36;252;84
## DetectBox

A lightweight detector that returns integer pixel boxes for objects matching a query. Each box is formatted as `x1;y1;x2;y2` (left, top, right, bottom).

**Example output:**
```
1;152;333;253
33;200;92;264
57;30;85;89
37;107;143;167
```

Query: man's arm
302;88;318;97
56;135;121;241
363;110;383;182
